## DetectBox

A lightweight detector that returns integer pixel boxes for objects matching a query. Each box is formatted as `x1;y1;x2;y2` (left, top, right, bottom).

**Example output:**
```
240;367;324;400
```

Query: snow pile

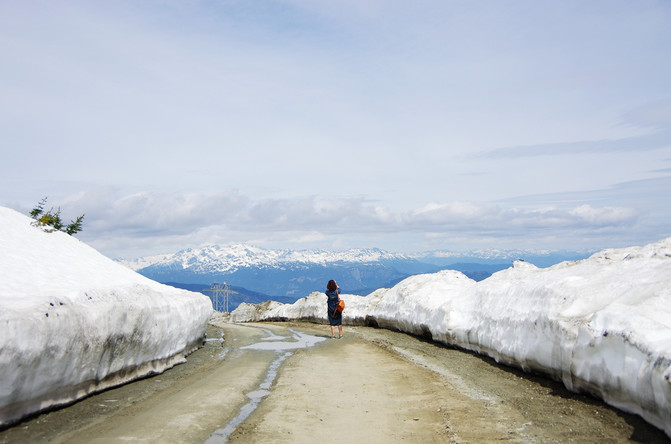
0;207;213;427
231;238;671;437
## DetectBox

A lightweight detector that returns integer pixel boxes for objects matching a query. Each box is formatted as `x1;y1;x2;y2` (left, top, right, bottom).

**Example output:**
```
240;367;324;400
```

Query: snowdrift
231;238;671;438
0;207;213;427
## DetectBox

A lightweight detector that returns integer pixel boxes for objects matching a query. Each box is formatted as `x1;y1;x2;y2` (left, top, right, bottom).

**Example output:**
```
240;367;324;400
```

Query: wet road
0;321;668;443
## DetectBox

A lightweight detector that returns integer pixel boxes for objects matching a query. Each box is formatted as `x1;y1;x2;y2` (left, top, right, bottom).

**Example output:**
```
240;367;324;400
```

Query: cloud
476;129;671;160
618;99;671;130
568;205;638;226
50;187;647;258
71;189;249;237
405;202;637;232
476;99;671;161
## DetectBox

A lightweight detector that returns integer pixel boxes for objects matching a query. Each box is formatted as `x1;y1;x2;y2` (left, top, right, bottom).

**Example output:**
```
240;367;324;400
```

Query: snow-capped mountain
119;245;433;298
119;244;589;300
119;244;410;273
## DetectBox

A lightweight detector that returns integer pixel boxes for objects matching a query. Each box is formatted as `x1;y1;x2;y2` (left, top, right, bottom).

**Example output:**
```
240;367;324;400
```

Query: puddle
241;329;326;351
205;351;290;443
204;338;225;343
205;330;225;344
205;328;325;443
215;347;230;360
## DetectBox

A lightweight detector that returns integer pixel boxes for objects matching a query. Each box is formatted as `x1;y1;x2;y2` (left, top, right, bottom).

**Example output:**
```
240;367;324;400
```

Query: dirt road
0;321;667;443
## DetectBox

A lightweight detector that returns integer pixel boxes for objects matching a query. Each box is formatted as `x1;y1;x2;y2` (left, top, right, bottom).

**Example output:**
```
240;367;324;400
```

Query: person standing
325;279;343;339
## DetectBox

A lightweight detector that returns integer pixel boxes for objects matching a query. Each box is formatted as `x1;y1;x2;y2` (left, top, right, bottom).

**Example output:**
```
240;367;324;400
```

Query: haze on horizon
1;1;670;259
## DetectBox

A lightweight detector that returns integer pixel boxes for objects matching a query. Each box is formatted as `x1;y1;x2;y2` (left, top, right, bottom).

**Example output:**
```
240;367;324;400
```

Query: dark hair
326;280;337;292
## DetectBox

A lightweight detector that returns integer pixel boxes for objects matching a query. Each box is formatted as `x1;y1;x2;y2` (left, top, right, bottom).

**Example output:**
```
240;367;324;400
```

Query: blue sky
1;0;670;259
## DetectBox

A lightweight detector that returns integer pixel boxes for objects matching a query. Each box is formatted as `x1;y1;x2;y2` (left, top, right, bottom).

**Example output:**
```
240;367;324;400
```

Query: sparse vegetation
30;197;85;235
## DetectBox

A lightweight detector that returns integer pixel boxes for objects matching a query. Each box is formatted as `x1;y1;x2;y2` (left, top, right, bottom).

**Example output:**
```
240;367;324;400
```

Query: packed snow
0;207;213;427
232;238;671;438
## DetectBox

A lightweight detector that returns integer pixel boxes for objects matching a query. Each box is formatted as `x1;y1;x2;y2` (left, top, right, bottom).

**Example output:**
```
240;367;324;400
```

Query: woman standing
325;279;343;339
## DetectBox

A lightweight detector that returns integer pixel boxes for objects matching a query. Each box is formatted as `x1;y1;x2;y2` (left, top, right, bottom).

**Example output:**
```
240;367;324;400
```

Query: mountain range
119;244;590;308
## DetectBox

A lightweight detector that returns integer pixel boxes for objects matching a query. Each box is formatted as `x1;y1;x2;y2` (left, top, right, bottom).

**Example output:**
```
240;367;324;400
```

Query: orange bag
334;299;345;317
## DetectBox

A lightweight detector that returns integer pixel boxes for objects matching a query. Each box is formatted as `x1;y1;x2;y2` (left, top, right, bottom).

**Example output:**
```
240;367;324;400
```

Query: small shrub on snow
30;197;85;235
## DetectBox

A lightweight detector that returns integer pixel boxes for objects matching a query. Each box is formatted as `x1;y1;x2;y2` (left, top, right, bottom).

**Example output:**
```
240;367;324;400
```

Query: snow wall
231;238;671;438
0;208;213;427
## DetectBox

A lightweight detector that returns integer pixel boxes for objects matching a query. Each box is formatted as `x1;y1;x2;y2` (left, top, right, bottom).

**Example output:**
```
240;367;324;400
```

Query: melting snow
0;207;213;427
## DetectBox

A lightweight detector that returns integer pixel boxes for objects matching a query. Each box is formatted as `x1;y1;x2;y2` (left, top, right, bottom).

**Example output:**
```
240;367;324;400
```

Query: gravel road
0;321;667;443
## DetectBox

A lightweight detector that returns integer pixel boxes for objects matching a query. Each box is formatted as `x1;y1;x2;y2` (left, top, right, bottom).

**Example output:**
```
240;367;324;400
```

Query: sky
1;0;670;259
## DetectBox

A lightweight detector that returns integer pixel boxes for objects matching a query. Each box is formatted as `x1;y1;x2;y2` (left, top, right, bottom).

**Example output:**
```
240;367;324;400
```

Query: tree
65;214;85;235
29;197;47;219
29;197;85;235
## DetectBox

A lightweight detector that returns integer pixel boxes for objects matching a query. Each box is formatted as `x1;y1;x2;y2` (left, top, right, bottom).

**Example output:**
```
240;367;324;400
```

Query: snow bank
0;207;213;427
231;238;671;437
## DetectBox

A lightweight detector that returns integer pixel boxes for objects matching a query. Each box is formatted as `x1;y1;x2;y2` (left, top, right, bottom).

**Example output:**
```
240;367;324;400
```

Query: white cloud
475;129;671;159
618;99;671;130
411;202;494;224
28;187;646;258
568;205;638;226
71;189;249;237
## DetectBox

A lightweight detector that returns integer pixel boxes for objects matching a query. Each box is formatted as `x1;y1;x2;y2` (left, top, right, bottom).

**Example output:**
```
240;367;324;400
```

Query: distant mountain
119;244;590;305
120;244;435;299
121;244;412;273
416;249;592;268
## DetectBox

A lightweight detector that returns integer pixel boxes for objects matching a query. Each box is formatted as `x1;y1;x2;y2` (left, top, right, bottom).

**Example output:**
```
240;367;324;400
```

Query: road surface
0;320;667;443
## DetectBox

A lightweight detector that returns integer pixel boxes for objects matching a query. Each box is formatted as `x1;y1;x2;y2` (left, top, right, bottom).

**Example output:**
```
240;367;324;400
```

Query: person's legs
338;325;343;338
330;325;335;338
